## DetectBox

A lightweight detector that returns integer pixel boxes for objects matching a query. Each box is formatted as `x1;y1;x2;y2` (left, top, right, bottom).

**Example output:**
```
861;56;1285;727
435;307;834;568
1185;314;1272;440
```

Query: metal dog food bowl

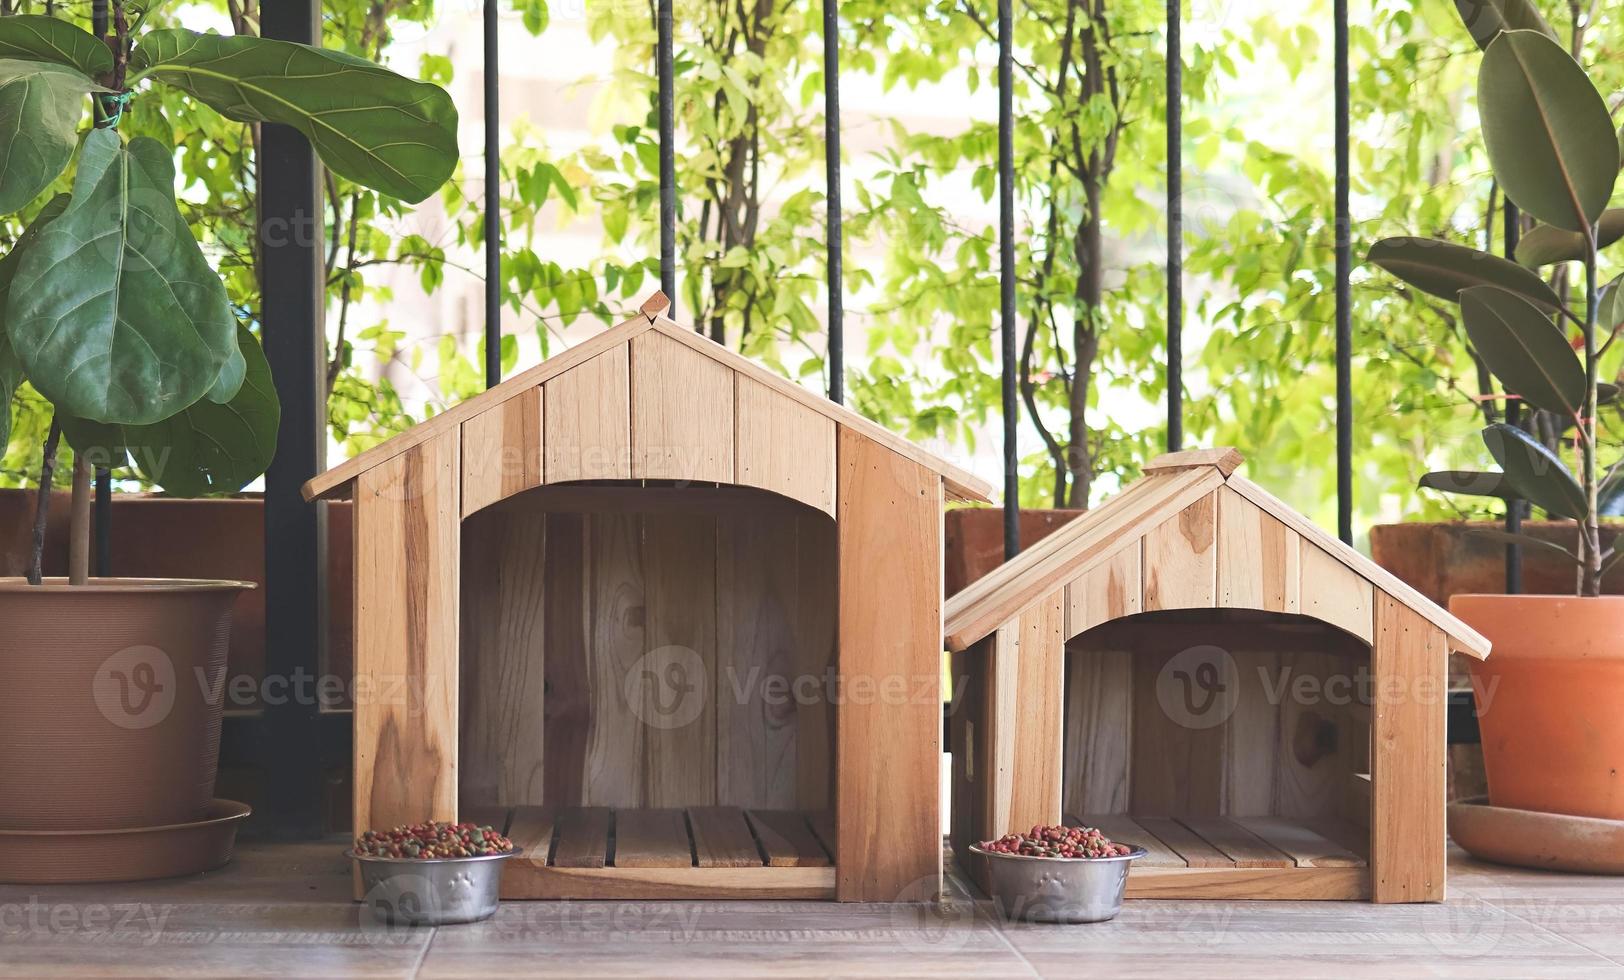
970;843;1146;923
352;849;519;926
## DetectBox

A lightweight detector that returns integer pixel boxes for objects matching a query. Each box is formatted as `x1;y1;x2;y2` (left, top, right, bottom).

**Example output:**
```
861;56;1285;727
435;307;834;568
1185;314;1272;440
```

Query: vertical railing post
998;0;1019;559
259;0;327;838
1165;0;1182;453
92;0;110;575
483;0;502;388
657;0;676;317
823;0;843;405
1334;0;1353;545
1503;199;1523;592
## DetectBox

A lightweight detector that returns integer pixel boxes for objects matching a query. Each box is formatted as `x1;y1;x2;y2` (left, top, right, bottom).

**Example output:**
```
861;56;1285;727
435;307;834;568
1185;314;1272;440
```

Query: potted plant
0;5;455;847
1369;22;1623;820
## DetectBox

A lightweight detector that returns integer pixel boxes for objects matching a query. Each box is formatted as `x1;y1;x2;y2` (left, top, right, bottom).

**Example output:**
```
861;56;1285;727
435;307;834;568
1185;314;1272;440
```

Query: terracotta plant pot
1451;594;1624;821
0;578;253;831
945;507;1086;597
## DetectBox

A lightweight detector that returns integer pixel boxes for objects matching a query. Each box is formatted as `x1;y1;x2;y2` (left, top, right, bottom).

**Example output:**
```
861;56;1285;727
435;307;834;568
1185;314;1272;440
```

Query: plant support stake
1334;0;1353;544
483;0;501;388
998;0;1019;559
1165;0;1182;453
823;0;843;405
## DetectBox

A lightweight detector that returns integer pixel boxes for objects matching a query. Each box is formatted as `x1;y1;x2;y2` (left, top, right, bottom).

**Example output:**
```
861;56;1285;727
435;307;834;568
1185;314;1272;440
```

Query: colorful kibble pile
352;820;514;859
979;823;1133;859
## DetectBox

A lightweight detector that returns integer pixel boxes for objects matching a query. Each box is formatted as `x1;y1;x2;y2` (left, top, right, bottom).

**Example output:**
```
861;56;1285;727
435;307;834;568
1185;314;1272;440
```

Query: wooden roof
303;293;993;504
943;448;1490;659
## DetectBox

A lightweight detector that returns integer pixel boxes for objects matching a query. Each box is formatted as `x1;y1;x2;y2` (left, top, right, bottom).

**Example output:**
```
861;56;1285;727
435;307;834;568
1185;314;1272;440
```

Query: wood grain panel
1062;647;1133;816
582;512;645;807
460;386;541;517
552;807;611;868
795;510;838;811
543;344;631;482
992;592;1064;833
1234;816;1365;868
630;329;734;483
353;430;460;833
499;863;833;900
1141;491;1218;611
1063;543;1140;640
1371;592;1447;903
458;509;547;808
717;508;799;809
613;809;693;868
640;513;718;807
734;373;836;516
1223;649;1280;816
506;805;557;864
1216;486;1299;612
1274;651;1353;819
1300;543;1375;644
1129;646;1225;817
1073;814;1185;868
836;429;943;902
689;806;762;868
747;810;832;867
1177;816;1294;868
1132;816;1232;868
542;513;590;807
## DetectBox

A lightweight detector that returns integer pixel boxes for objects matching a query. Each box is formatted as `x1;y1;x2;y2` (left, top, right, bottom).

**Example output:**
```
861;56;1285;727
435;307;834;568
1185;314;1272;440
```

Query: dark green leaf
1515;210;1624;266
122;326;279;496
131;29;458;203
1601;461;1624;517
1367;237;1561;312
0;194;67;448
0;15;112;76
1418;470;1513;499
0;60;100;215
60;415;129;469
206;344;246;404
1482;422;1585;519
1466;527;1579;564
1480;30;1618;233
1459;285;1584;415
7;129;236;425
1601;273;1624;333
1452;0;1557;50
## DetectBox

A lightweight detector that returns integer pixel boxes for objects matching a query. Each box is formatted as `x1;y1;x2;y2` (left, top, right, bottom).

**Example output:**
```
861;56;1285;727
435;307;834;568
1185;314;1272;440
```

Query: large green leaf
1482;423;1585;519
1367;236;1562;312
0;194;68;448
1600;461;1624;518
123;325;279;496
1480;30;1618;233
0;60;100;215
206;344;246;404
0;15;112;77
1601;273;1624;333
131;29;458;203
1460;285;1584;416
1516;210;1624;267
1418;470;1514;500
7;129;235;425
1452;0;1557;50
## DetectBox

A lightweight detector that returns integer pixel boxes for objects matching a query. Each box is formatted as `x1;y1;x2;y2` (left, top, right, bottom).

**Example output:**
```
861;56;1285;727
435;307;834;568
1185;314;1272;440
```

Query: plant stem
25;418;62;587
1582;229;1601;596
68;455;91;584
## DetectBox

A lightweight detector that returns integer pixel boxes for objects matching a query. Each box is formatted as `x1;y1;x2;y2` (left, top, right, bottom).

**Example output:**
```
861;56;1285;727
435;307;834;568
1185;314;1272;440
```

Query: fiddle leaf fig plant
1369;25;1620;596
0;7;458;584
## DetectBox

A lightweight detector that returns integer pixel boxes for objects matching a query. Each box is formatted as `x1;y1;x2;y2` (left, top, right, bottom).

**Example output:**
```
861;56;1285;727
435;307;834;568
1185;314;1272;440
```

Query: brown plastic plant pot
0;577;254;831
0;798;251;884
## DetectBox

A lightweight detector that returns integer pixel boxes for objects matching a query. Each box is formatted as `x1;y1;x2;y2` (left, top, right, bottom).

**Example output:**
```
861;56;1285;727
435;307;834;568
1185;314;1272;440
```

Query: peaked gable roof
943;448;1490;659
303;293;993;503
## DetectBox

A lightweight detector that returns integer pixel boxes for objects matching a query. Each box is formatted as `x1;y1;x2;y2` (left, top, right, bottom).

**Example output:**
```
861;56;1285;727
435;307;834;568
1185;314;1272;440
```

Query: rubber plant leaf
1466;527;1579;565
1452;0;1557;50
1600;461;1624;518
1367;237;1561;312
1418;470;1514;499
0;194;68;448
1600;273;1624;334
1515;210;1624;267
7;129;236;425
1479;30;1618;233
131;29;457;204
0;60;103;215
0;15;113;76
122;325;280;496
1459;285;1584;416
1482;422;1585;519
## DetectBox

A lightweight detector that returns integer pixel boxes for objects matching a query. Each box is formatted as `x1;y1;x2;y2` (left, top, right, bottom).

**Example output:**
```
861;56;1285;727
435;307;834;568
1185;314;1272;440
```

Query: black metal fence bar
1165;0;1182;453
258;0;326;838
657;0;676;316
998;0;1019;558
93;0;109;575
824;0;843;404
484;0;502;388
1334;0;1353;544
1503;198;1523;592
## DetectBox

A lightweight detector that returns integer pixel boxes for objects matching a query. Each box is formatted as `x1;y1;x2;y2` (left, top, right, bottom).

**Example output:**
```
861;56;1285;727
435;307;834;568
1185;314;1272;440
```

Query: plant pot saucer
1448;796;1624;875
0;798;250;884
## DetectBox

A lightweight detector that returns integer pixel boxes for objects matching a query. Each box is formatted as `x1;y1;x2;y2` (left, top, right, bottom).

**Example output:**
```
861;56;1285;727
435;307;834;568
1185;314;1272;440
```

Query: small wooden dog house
304;294;990;902
944;448;1489;903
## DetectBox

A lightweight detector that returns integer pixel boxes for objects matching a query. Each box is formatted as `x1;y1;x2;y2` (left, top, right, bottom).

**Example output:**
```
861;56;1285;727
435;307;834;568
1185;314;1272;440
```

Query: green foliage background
3;0;1622;540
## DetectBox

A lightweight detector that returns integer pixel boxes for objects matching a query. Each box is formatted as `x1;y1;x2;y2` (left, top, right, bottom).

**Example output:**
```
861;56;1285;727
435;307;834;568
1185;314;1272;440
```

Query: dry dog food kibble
979;823;1132;858
353;820;514;859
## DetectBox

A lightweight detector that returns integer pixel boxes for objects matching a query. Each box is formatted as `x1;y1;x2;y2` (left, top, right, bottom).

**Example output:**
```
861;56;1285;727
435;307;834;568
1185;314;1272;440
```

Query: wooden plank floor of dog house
553;807;612;868
689;806;763;867
1071;814;1185;868
613;809;694;868
746;810;832;867
1071;814;1359;872
1234;816;1366;868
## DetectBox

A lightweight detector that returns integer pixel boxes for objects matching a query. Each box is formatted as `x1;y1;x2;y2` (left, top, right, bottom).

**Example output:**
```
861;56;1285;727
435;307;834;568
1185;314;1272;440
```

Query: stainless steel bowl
351;849;518;926
970;844;1146;923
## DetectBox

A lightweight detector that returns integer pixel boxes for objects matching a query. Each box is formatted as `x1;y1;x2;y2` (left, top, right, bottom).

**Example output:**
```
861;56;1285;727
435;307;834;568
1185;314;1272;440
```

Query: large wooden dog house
944;448;1489;903
304;294;991;902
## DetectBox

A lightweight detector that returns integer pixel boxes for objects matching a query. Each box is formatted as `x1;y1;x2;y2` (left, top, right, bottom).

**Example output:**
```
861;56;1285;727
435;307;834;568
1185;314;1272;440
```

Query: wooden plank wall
1371;592;1446;902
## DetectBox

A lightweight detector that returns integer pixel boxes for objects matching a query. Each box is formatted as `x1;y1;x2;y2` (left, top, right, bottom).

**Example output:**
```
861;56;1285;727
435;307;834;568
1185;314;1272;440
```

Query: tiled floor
1;841;1621;978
